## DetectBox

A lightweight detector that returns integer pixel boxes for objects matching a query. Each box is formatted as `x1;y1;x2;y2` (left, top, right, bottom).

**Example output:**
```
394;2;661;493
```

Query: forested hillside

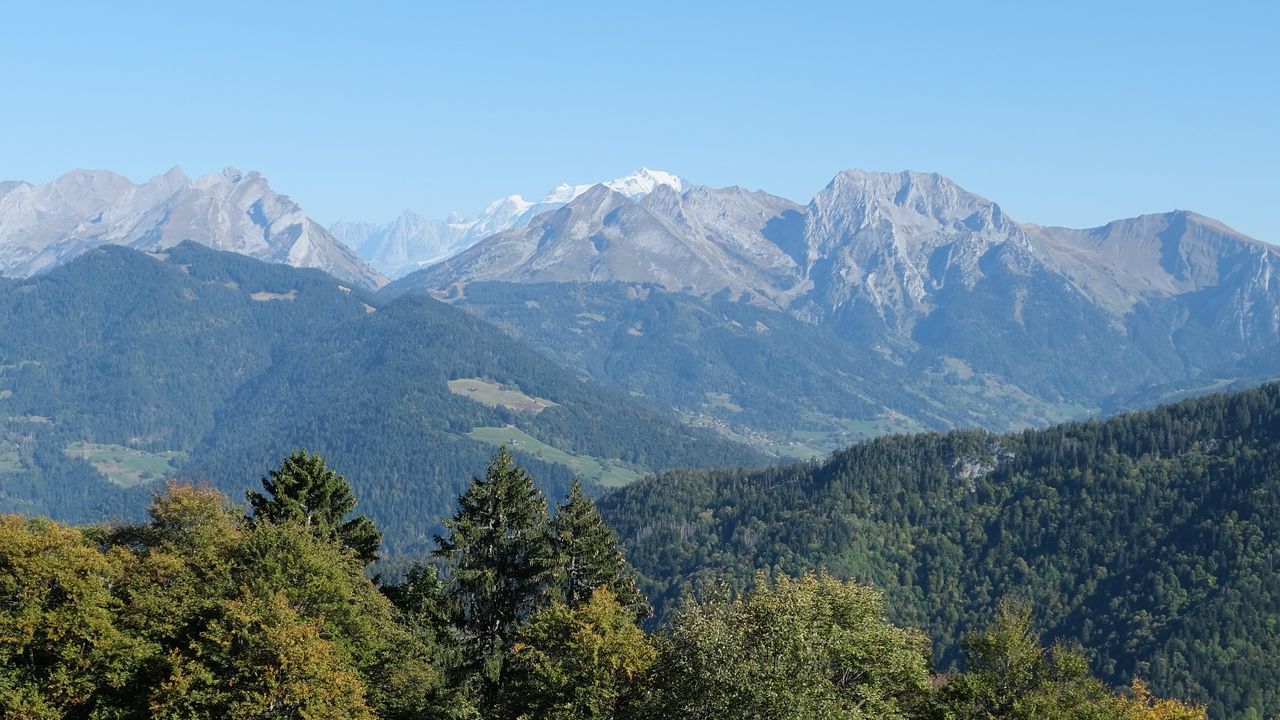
0;243;753;552
399;280;1098;455
598;383;1280;718
0;448;1204;719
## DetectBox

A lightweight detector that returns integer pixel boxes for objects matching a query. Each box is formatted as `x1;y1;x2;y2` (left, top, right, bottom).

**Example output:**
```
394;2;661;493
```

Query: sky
2;1;1277;240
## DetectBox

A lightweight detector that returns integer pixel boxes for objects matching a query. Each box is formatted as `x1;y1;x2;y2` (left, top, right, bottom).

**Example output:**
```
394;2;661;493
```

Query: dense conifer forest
0;244;752;552
599;383;1280;718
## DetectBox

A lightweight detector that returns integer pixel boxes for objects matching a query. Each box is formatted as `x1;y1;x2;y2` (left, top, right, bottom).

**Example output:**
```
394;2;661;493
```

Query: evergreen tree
552;479;647;617
432;447;556;698
382;563;453;645
246;449;382;563
0;483;1211;720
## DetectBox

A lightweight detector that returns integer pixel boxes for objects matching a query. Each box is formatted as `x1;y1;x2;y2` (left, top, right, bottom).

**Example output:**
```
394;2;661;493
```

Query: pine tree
432;447;555;697
552;479;648;617
247;450;382;564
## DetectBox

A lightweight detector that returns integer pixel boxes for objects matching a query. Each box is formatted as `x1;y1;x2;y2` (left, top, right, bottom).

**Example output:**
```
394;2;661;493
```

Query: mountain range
0;167;384;289
397;169;1278;349
331;168;685;278
4;164;1276;455
385;169;1279;453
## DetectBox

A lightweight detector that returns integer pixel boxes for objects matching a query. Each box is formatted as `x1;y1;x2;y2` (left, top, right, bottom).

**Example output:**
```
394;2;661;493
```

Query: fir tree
552;479;648;617
246;449;382;564
432;447;556;697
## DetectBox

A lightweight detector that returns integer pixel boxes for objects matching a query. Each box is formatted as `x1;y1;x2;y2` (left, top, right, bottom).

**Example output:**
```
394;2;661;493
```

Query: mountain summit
0;167;385;289
389;168;1280;418
396;168;1277;332
331;168;686;278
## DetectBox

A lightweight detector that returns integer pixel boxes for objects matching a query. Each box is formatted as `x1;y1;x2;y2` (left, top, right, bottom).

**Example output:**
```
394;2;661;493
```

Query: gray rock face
640;184;807;305
795;169;1049;330
335;168;685;279
392;169;1050;317
0;167;385;289
398;183;808;306
390;168;1280;394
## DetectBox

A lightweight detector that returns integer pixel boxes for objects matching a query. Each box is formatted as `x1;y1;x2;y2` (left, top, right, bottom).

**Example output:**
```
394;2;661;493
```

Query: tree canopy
601;382;1280;718
0;449;1208;720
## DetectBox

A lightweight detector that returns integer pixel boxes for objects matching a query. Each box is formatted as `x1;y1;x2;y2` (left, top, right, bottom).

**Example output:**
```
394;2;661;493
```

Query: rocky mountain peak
571;182;629;210
812;169;1011;239
0;167;384;289
336;169;689;278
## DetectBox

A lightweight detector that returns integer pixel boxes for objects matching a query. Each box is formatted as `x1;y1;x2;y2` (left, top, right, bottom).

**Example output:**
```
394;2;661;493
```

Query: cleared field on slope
63;442;185;487
448;378;560;413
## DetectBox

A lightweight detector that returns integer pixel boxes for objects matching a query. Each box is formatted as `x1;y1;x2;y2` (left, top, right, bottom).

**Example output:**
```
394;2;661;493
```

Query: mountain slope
391;169;1280;438
598;382;1280;719
0;167;385;289
429;281;1098;455
334;168;686;279
0;243;755;552
387;183;805;306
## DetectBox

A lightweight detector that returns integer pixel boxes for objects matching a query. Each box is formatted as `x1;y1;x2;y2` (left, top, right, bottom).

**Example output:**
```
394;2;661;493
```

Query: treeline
1;449;1203;719
599;382;1280;718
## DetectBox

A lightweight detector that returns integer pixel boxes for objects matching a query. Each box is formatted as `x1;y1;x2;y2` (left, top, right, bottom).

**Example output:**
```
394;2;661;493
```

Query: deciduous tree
504;587;655;720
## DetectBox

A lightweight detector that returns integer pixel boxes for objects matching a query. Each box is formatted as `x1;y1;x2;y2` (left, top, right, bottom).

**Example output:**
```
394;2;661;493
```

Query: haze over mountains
384;168;1280;452
0;167;385;290
4;164;1277;455
331;168;685;278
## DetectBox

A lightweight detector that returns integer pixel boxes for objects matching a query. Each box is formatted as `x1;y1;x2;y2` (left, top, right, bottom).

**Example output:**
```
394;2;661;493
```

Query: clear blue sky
3;1;1277;240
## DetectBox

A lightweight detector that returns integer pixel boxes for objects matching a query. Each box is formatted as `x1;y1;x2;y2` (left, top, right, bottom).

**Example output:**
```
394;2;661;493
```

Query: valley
3;5;1271;716
1;164;1277;718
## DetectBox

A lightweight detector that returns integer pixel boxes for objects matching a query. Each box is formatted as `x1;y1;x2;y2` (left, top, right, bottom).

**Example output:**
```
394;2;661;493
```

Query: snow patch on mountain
334;168;686;278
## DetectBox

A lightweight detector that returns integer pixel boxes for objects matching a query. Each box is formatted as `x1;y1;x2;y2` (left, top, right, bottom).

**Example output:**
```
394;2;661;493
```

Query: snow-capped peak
606;167;684;198
541;168;685;205
338;168;688;278
479;194;534;216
